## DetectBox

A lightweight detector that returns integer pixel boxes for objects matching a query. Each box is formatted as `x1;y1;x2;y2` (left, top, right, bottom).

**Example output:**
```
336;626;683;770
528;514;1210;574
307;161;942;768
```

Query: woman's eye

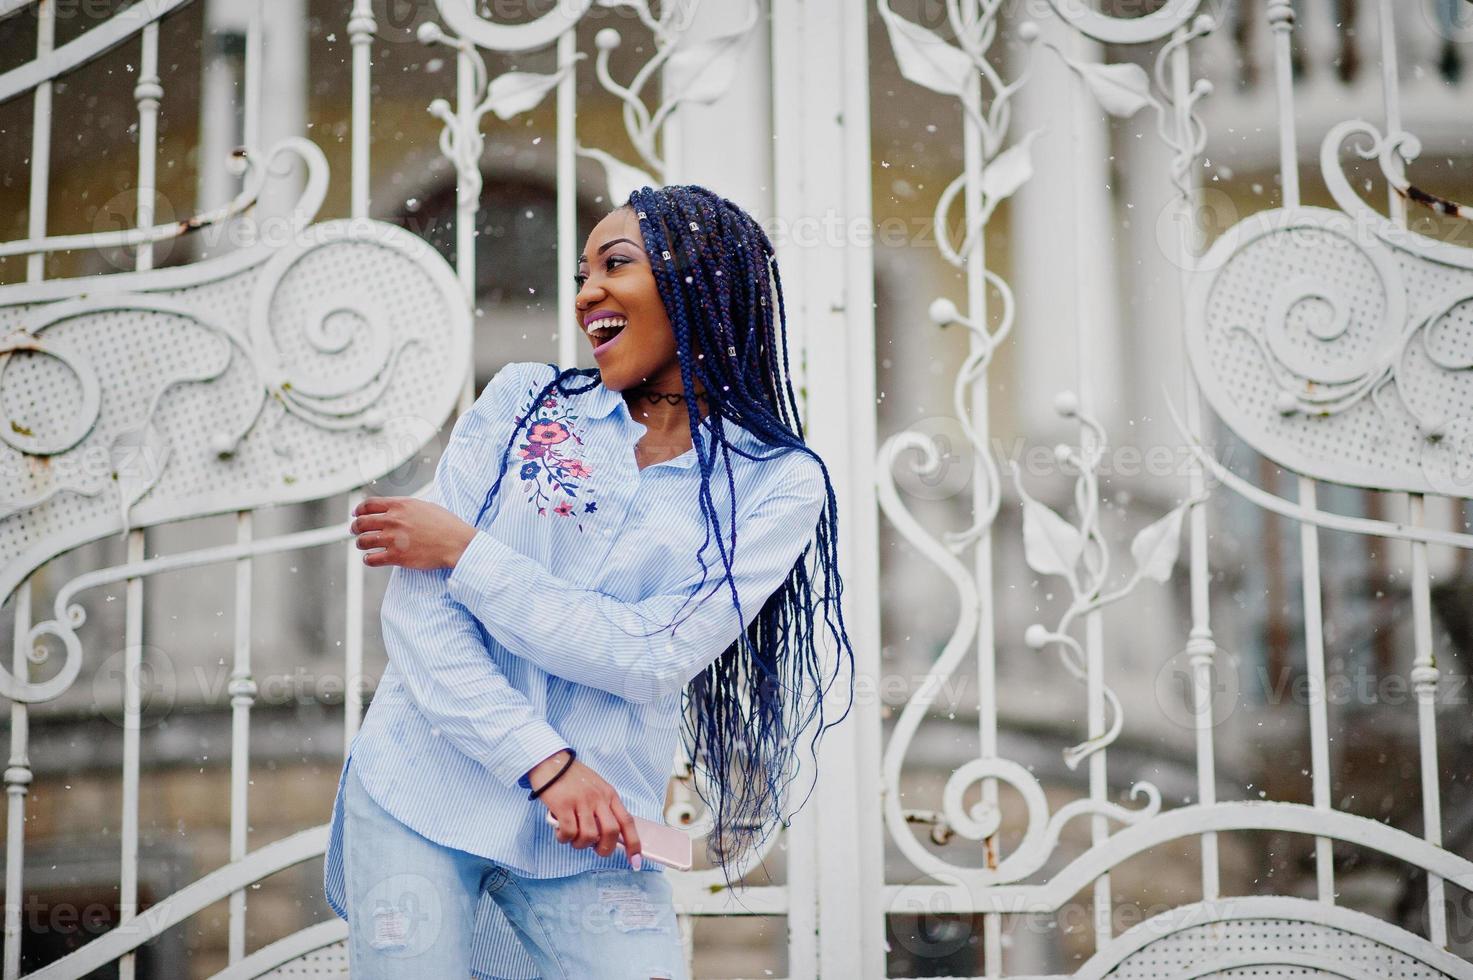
572;255;628;289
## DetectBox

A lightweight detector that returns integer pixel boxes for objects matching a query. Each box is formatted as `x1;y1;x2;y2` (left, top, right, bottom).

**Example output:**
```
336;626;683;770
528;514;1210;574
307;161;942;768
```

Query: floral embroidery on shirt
513;384;598;532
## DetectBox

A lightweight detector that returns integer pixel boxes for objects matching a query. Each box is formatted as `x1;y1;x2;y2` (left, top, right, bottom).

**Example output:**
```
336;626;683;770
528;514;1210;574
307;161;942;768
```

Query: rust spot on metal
1400;182;1472;220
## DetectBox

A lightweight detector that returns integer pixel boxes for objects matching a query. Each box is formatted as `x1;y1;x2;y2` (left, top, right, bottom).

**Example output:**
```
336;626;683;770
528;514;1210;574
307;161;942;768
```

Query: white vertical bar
228;512;255;963
226;6;264;962
349;0;374;223
1184;396;1223;884
134;26;162;267
953;1;1001;969
776;0;883;975
1265;0;1334;904
1167;28;1220;903
1375;1;1446;946
1269;1;1302;210
25;0;54;287
1408;494;1447;945
344;0;376;753
3;584;31;980
785;802;819;980
834;0;883;965
1086;615;1111;941
769;6;805;419
769;4;816;974
558;27;578;370
119;529;144;980
1063;22;1114;948
345;484;366;751
119;22;163;980
455;43;478;413
1297;475;1334;902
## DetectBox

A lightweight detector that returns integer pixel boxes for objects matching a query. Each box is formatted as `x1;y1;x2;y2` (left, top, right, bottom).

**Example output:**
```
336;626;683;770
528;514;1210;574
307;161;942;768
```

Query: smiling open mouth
589;317;627;354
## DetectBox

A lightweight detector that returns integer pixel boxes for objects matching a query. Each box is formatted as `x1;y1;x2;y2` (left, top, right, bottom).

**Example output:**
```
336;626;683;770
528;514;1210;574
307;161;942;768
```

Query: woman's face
574;207;682;392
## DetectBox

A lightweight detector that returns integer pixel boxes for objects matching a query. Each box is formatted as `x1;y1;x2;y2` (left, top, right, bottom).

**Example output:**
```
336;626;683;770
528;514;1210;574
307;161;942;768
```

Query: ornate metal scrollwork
1184;120;1473;499
0;144;471;702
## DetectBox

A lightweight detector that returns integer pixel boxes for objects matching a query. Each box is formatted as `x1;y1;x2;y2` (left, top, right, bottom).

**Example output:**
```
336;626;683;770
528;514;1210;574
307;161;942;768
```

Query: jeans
343;762;689;979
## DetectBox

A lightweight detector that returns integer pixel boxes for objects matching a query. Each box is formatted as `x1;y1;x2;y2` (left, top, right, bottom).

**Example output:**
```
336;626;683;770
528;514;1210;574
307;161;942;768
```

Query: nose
575;285;605;321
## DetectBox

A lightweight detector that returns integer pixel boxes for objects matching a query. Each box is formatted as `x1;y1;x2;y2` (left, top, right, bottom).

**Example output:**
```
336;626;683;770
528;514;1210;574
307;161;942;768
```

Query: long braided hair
473;184;854;884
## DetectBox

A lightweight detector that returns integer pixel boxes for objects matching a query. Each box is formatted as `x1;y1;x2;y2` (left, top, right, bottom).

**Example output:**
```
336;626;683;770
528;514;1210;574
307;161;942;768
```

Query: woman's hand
351;496;477;570
531;751;644;868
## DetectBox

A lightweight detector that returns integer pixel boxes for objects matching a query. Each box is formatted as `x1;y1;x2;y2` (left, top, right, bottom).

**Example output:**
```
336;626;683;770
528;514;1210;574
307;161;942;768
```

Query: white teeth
589;317;628;342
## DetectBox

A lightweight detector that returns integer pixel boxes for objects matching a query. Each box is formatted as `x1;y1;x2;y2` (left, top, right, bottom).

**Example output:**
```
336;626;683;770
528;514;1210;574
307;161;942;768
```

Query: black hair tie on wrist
527;747;577;800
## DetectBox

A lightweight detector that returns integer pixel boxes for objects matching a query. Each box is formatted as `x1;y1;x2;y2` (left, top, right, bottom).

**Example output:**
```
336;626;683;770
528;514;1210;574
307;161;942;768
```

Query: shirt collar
582;374;624;419
580;373;757;470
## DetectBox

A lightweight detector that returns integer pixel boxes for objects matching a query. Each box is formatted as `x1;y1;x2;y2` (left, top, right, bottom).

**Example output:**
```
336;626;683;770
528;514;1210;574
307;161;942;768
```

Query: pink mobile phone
543;811;693;871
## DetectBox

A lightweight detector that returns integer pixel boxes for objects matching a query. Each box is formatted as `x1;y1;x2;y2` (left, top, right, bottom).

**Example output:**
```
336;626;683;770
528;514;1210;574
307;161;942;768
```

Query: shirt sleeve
378;361;571;790
446;449;827;705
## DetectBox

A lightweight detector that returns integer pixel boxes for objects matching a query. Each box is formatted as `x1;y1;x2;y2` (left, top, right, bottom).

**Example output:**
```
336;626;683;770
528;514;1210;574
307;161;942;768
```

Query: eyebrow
577;238;638;263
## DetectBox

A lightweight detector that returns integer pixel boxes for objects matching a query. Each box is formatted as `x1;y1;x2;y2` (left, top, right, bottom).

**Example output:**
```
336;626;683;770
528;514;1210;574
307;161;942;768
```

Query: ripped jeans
343;762;688;979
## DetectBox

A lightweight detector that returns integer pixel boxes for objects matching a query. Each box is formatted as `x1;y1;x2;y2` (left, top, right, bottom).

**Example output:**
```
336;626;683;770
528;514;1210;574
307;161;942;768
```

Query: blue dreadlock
473;184;854;888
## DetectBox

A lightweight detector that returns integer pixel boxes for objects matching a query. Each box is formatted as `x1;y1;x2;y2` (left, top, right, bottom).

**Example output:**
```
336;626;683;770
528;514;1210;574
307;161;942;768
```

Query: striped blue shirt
323;360;826;978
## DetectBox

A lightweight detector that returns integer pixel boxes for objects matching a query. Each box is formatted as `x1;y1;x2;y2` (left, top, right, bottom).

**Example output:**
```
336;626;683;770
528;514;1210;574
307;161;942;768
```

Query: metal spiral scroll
876;276;1170;882
1182;120;1473;500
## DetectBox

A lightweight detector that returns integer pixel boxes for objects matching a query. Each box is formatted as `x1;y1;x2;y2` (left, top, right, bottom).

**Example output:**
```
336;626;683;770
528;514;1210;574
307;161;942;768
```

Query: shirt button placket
587;470;628;570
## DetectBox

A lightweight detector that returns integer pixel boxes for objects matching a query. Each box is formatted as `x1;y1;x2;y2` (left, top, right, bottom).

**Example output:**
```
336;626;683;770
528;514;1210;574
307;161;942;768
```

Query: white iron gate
0;0;1470;977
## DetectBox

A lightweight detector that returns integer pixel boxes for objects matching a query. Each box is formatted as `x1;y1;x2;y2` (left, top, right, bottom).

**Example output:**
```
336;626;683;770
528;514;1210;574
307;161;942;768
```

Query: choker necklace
633;388;709;406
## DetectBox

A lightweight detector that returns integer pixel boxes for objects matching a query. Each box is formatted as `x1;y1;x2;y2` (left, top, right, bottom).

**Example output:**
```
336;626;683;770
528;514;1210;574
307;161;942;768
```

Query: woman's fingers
609;798;642;866
350;513;387;558
573;803;599;849
550;809;575;844
593;802;621;857
541;766;641;865
350;514;390;536
354;497;392;516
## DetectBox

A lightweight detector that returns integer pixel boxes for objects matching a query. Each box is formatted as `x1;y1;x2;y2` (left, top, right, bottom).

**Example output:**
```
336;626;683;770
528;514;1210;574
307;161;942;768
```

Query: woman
322;184;854;979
